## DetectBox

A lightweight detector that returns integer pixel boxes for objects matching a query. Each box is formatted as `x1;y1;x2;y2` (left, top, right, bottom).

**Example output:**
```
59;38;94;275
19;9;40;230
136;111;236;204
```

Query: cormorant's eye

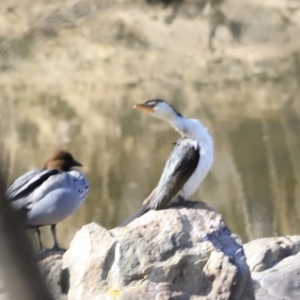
145;99;165;108
145;101;156;108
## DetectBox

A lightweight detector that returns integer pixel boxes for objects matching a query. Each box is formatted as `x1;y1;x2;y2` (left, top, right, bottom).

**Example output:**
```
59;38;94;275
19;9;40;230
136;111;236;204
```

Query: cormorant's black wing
6;169;59;201
149;138;200;210
119;139;200;227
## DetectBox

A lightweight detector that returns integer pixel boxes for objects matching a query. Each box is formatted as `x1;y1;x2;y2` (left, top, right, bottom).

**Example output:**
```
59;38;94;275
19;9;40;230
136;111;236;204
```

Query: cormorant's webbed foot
177;195;186;205
171;194;186;207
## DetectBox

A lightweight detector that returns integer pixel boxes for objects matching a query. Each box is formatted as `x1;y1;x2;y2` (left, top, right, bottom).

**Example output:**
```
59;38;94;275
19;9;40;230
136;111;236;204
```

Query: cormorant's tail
119;204;150;227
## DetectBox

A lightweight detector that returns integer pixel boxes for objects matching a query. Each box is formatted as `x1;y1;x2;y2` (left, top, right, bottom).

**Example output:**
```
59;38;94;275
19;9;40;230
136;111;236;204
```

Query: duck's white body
8;169;89;226
6;150;89;251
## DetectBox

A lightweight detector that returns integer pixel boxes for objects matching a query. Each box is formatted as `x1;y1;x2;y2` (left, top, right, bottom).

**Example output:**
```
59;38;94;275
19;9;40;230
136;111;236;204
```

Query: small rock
245;236;300;300
244;236;300;272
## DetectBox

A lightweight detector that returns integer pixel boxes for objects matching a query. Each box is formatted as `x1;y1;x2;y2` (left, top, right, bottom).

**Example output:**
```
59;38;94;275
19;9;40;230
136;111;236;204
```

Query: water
2;79;300;248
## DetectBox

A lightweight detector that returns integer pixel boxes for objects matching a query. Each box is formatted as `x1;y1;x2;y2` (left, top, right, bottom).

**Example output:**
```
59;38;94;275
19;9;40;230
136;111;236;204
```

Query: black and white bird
6;151;89;252
121;99;214;226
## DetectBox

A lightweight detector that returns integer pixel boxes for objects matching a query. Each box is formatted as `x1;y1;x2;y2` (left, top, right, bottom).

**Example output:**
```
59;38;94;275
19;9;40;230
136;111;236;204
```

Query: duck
6;150;89;252
121;99;214;226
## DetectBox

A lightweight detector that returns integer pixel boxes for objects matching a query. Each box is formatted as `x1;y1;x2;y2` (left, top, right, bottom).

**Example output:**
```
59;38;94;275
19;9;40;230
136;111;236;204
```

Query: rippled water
2;80;300;248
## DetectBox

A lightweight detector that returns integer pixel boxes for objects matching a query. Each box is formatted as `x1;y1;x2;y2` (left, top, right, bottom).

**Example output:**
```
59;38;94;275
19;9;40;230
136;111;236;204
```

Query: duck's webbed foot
51;244;66;252
34;227;47;253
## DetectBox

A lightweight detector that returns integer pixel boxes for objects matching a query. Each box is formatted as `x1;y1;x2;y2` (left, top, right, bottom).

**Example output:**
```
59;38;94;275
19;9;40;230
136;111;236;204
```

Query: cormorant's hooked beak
72;160;82;167
133;103;154;113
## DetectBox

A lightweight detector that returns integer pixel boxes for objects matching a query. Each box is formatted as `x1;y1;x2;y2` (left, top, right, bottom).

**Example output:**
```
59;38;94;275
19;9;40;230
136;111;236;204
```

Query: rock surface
36;252;67;300
245;236;300;300
61;201;254;300
7;209;300;300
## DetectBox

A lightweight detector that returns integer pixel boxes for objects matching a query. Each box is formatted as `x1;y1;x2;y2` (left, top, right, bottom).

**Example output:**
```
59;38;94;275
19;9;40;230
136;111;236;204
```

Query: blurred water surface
1;0;300;248
1;79;300;248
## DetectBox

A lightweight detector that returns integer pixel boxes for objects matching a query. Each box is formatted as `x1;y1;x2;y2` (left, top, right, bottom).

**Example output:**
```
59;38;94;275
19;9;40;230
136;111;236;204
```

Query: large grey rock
245;236;300;300
63;201;254;300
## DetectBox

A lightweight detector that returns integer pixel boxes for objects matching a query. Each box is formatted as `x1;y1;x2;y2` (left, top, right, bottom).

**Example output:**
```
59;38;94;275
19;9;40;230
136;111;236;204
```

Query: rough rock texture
5;228;300;300
62;201;254;300
245;236;300;300
36;252;67;300
9;214;300;300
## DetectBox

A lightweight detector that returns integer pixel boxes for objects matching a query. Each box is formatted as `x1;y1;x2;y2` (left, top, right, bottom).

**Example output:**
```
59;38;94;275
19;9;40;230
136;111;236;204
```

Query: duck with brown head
43;150;82;171
6;150;89;252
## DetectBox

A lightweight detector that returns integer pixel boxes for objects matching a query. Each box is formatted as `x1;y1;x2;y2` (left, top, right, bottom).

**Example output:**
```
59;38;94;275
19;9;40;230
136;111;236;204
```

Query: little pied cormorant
121;99;214;226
